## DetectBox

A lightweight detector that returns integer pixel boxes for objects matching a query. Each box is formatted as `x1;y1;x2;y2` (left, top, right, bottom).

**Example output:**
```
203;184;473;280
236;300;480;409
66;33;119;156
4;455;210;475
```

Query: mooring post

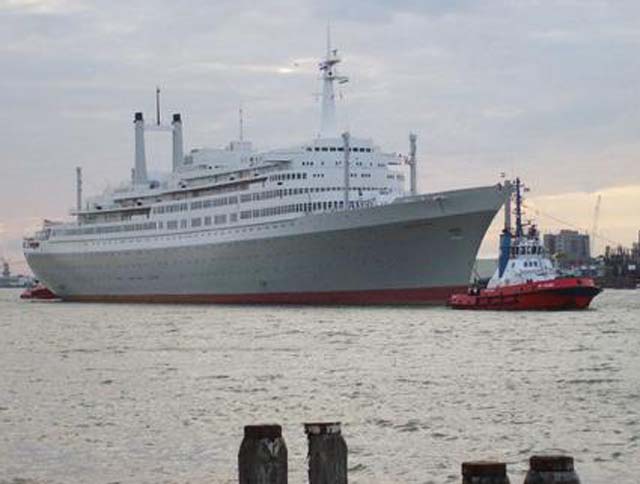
304;421;347;484
524;455;580;484
462;461;510;484
238;424;288;484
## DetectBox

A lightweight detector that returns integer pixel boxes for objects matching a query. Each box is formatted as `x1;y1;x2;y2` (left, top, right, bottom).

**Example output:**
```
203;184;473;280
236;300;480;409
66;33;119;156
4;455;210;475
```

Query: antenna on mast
239;105;244;141
155;86;161;126
318;26;348;138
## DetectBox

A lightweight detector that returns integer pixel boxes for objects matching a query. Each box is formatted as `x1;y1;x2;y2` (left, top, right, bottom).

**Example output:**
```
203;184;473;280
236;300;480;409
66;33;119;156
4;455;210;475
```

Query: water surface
1;289;638;483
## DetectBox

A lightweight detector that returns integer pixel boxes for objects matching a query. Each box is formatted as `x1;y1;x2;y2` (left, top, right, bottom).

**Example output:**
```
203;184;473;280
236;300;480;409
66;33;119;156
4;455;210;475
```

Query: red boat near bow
20;282;58;301
449;179;602;311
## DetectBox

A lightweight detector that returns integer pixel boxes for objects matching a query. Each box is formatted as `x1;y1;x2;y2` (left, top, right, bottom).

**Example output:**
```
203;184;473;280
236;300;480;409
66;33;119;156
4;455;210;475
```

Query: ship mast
318;26;348;138
515;177;524;237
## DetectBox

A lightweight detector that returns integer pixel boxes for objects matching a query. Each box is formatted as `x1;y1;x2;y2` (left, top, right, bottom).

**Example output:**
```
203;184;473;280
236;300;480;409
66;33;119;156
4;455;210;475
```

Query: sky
1;0;639;273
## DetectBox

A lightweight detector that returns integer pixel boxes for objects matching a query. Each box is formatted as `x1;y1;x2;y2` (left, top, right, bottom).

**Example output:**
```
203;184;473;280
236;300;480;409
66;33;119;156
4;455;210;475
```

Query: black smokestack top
134;112;143;121
172;113;181;123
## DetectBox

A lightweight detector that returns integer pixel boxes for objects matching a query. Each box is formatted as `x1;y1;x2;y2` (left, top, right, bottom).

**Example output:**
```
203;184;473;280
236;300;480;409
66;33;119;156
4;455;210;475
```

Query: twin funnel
132;110;184;186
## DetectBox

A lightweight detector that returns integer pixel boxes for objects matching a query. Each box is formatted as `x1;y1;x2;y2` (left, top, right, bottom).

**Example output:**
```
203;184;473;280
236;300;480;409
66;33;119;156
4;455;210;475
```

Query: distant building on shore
543;230;591;266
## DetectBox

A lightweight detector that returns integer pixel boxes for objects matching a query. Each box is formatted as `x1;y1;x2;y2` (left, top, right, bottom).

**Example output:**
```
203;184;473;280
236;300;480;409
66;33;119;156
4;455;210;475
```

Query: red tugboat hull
448;277;601;311
20;284;58;300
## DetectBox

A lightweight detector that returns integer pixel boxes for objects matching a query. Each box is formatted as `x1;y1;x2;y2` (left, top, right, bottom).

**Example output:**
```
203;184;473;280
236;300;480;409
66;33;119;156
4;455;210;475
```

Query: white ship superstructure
24;40;508;304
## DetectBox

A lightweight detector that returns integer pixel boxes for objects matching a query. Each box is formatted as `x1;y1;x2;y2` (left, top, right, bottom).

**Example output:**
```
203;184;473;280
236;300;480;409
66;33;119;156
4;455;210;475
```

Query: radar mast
318;25;348;138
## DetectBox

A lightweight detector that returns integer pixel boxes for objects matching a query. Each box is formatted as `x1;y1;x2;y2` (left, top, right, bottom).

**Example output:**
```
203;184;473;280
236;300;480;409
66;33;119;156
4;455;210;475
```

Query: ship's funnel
172;113;184;172
133;112;148;185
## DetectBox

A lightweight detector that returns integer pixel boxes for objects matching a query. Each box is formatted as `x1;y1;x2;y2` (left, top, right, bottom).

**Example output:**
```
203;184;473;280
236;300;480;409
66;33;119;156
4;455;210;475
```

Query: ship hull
63;286;466;305
25;185;507;305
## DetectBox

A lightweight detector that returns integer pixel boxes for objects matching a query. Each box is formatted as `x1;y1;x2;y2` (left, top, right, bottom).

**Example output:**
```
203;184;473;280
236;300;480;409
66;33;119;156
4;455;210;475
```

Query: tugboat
449;179;601;310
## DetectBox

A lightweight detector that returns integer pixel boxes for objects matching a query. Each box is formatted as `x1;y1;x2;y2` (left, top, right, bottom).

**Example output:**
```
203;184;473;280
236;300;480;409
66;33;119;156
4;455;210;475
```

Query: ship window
167;221;178;230
314;147;320;151
321;147;328;152
306;147;312;151
204;216;212;226
330;147;336;152
338;147;344;151
191;218;201;227
180;220;187;228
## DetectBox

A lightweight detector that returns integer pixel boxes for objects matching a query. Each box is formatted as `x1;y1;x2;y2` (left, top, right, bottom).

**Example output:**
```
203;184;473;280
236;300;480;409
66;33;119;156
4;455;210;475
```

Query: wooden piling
238;424;287;484
462;461;510;484
524;455;580;484
304;422;348;484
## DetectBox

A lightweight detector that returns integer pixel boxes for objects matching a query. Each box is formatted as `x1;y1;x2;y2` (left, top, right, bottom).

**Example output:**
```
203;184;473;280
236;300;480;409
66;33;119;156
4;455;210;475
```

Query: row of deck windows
240;202;338;220
67;186;387;236
305;146;372;153
239;200;372;221
54;222;157;237
270;173;307;181
511;246;543;256
190;195;238;210
152;203;188;214
53;194;378;239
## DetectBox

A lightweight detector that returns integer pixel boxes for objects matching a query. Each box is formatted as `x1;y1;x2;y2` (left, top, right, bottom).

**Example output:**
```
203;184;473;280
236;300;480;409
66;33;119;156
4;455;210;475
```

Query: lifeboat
449;178;602;311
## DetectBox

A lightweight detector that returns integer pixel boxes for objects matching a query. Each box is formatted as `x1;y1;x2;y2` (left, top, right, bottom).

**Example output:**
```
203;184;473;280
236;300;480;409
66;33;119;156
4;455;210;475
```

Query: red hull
61;285;466;305
20;284;58;300
448;278;601;311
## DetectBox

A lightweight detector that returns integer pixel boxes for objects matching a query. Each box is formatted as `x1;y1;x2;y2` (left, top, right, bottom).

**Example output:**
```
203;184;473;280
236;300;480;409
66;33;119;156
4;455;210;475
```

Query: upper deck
25;41;415;248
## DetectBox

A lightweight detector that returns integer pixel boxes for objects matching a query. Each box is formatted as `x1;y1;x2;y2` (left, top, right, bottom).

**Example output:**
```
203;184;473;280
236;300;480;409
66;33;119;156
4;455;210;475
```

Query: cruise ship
23;42;508;304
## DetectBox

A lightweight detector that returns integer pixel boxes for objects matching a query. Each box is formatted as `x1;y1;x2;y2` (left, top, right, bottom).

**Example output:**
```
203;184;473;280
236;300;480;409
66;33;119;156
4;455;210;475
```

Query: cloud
0;0;82;14
1;0;639;262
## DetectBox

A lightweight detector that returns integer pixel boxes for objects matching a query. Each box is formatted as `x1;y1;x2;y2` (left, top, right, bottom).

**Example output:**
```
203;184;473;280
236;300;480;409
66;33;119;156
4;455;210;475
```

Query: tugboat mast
515;177;524;237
